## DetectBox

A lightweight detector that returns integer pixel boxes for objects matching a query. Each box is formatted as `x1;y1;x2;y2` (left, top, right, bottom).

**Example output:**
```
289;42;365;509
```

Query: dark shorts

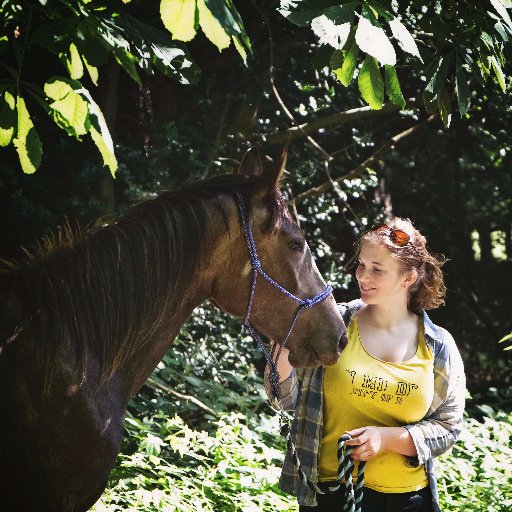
298;483;433;512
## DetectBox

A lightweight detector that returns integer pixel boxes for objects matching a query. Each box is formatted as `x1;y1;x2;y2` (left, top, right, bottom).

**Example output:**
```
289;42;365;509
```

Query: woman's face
355;240;412;305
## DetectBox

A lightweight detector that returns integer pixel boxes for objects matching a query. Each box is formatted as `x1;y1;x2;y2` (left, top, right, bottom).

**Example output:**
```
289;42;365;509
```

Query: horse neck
119;195;235;399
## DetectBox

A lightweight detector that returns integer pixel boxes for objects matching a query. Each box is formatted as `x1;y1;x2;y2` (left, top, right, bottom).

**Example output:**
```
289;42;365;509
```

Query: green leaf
437;86;452;128
160;0;198;42
425;55;451;94
197;0;231;51
12;96;42;174
336;42;359;86
355;16;396;66
82;54;99;85
64;42;84;80
78;88;118;177
0;90;17;146
423;88;438;114
311;45;334;70
388;17;422;61
44;78;89;138
113;48;141;86
490;56;506;91
232;35;246;63
358;55;384;109
384;65;406;108
455;56;471;116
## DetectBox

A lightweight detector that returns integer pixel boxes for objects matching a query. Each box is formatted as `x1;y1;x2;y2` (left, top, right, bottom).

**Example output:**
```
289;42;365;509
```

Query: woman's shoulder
337;299;365;324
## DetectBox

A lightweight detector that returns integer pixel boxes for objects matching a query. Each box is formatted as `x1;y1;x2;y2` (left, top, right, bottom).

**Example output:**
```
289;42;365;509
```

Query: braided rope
281;417;366;511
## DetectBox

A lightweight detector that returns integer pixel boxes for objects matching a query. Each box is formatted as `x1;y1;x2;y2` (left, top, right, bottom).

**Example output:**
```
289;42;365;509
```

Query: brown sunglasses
369;223;421;258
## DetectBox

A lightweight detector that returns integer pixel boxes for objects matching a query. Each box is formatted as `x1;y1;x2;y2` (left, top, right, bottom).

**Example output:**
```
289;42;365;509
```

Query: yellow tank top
319;317;434;492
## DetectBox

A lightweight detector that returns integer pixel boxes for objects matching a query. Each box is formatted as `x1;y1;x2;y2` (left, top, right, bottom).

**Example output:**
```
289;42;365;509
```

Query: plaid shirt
267;300;466;512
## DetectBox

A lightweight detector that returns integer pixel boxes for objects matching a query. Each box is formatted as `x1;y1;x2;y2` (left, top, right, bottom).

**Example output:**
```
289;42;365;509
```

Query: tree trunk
96;58;121;218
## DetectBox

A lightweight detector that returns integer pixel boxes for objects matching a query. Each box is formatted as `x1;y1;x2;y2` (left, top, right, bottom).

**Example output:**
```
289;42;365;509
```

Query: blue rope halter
235;192;366;511
235;192;333;400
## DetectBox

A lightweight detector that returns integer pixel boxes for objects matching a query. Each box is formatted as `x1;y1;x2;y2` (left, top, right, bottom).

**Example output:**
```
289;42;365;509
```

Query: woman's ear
403;268;419;288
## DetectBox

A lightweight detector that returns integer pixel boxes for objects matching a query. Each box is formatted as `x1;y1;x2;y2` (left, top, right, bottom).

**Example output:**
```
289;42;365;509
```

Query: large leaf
356;16;396;66
0;90;16;146
336;42;359;86
197;0;231;51
44;78;89;138
160;0;197;42
388;18;422;62
358;55;384;109
311;15;351;49
62;42;84;80
385;65;406;108
77;88;118;177
12;96;42;174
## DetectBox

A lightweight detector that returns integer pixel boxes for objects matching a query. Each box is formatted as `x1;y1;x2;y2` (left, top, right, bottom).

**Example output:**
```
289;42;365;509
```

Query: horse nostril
338;331;348;351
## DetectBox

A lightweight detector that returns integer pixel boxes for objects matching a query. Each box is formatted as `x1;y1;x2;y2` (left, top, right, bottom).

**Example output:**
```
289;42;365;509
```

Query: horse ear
255;146;287;195
237;147;264;178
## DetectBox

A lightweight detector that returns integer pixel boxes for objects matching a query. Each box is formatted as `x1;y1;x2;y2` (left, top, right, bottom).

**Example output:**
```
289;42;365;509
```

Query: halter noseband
235;192;333;401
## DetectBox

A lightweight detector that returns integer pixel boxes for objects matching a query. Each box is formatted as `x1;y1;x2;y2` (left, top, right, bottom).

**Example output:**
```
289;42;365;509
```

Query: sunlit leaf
388;17;422;62
197;0;231;51
0;90;16;146
44;78;89;137
356;16;396;66
311;15;351;49
358;55;384;109
335;42;359;86
160;0;198;42
65;43;84;80
12;96;42;174
79;88;118;177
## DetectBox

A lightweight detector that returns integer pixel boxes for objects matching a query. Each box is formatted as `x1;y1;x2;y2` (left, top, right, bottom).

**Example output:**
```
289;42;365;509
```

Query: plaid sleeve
404;328;466;466
264;366;299;411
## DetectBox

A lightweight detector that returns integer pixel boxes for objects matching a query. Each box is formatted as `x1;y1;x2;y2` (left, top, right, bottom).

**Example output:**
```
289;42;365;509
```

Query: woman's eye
288;239;304;251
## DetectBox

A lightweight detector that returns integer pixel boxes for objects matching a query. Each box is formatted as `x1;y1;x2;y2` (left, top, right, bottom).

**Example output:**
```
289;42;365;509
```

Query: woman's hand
344;426;385;461
344;426;417;460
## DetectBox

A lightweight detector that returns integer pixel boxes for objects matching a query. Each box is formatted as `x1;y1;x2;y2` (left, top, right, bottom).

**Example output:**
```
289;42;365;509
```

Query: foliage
89;309;512;511
281;0;512;125
0;0;248;174
93;412;296;512
437;410;512;511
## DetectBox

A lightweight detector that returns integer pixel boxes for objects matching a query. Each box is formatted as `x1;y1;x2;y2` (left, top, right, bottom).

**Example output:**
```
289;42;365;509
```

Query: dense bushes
91;305;512;511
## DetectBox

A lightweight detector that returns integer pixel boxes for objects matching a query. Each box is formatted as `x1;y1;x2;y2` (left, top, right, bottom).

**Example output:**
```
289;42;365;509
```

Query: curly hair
361;217;447;313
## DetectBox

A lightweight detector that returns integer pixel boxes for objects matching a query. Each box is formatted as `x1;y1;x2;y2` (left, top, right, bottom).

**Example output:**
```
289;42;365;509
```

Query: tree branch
265;99;417;144
146;377;218;416
294;114;437;205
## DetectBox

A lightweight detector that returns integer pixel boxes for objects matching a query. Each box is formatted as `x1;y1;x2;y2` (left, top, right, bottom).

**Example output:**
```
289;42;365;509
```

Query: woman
266;218;466;512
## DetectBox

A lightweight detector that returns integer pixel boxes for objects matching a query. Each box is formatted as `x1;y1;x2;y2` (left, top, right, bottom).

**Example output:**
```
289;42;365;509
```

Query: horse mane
1;174;291;389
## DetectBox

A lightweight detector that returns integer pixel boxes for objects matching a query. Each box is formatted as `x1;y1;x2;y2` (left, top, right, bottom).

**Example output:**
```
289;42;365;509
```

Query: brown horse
0;150;346;511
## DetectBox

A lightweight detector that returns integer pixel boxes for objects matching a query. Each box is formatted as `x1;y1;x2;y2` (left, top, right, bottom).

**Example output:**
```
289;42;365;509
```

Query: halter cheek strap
235;192;333;401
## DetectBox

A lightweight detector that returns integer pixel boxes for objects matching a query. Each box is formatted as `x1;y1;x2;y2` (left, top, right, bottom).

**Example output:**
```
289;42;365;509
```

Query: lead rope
280;416;366;512
234;192;366;512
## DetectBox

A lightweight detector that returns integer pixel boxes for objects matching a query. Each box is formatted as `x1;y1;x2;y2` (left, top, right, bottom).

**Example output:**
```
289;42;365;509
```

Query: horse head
209;148;347;368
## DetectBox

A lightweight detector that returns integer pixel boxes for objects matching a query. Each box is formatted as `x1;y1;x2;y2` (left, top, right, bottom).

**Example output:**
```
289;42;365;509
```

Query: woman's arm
263;346;299;411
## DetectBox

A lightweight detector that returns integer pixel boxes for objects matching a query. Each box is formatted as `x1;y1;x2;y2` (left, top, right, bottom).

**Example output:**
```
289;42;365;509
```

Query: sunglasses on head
369;223;421;258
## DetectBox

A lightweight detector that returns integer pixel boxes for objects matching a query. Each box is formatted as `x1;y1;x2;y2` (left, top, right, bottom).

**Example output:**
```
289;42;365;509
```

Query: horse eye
288;239;304;252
